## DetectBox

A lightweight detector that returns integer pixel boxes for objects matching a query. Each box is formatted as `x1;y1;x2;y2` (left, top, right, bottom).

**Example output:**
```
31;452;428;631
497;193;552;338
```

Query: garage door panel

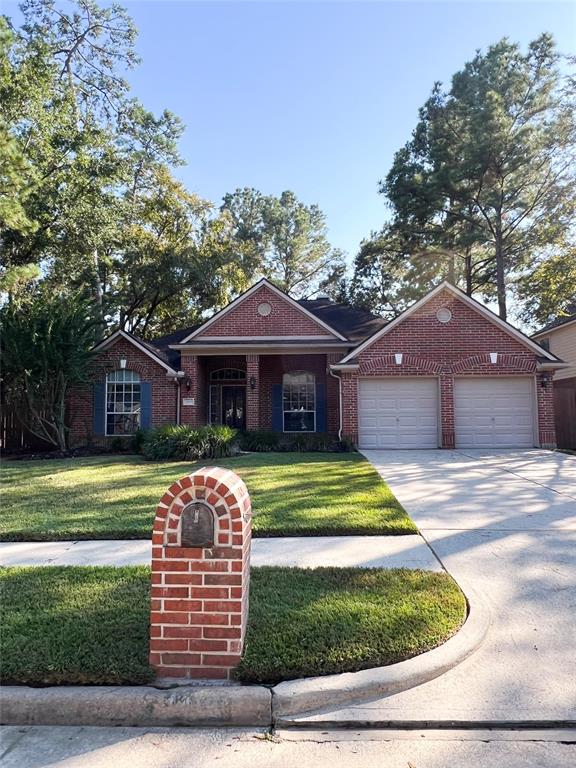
358;378;439;449
454;377;535;449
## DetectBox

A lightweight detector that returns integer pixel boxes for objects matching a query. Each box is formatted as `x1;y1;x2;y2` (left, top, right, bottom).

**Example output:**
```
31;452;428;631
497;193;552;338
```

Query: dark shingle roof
298;298;387;343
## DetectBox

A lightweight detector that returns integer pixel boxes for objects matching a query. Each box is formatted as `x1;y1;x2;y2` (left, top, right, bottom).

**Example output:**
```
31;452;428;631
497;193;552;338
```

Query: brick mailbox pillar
150;467;252;680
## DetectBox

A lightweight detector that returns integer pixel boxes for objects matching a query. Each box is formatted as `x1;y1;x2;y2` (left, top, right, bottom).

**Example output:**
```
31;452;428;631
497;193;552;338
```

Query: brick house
70;278;567;449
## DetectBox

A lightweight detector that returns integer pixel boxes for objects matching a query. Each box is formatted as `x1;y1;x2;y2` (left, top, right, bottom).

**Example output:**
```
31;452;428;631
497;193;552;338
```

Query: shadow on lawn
1;453;415;540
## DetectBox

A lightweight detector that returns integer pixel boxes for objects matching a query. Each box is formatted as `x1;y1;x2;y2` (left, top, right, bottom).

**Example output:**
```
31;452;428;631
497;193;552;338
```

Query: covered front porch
179;353;341;434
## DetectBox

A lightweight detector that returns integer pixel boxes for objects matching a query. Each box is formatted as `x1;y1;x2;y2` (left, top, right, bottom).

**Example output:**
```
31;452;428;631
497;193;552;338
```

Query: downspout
329;368;343;441
172;371;186;426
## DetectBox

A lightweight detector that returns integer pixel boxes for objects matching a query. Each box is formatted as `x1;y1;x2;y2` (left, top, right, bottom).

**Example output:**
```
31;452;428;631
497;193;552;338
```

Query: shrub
237;430;280;452
142;425;237;461
109;436;129;453
283;433;333;452
130;428;149;454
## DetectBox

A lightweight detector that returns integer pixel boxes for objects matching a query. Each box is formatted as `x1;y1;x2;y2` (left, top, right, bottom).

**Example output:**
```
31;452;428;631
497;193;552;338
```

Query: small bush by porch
0;453;417;541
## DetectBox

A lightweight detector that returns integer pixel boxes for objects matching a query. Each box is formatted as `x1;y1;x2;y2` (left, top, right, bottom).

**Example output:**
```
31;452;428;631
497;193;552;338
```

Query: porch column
246;354;260;431
180;354;201;427
326;353;341;435
440;375;455;448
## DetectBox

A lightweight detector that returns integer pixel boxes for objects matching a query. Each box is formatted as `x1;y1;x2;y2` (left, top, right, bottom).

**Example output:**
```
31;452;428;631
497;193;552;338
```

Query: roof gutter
329;364;360;371
536;361;572;371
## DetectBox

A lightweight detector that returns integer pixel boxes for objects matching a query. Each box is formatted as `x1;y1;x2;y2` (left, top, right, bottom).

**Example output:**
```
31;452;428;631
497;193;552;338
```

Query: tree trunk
495;227;507;320
465;248;473;296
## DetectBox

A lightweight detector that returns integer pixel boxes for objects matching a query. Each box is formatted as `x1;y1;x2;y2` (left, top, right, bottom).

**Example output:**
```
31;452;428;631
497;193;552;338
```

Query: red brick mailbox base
149;467;252;680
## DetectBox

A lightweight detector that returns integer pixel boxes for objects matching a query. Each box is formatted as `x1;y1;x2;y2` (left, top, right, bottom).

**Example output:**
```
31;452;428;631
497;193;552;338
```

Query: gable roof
179;278;348;343
93;330;179;375
338;281;559;364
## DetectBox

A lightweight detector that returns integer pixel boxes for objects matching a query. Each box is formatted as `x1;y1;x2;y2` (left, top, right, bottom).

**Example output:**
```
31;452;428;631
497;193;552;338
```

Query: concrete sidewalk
292;449;576;726
0;534;442;571
1;726;575;768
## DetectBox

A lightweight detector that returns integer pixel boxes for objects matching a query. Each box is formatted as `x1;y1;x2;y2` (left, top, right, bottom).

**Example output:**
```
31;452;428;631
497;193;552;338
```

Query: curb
272;585;490;722
0;588;489;728
0;684;272;727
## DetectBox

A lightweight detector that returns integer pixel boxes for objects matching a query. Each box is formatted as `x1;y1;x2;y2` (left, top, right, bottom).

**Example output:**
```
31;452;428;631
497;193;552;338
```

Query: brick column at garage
340;371;358;444
537;379;557;448
440;375;455;448
149;467;252;680
180;354;201;426
245;354;260;431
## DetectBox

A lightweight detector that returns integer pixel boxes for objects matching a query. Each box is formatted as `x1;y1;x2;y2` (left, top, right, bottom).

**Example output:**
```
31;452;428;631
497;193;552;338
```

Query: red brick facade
150;467;251;680
194;285;338;338
69;337;178;446
340;289;556;448
68;283;558;449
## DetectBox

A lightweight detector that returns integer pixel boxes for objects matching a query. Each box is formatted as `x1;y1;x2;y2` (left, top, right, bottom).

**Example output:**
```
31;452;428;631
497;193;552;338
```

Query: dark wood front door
222;386;246;429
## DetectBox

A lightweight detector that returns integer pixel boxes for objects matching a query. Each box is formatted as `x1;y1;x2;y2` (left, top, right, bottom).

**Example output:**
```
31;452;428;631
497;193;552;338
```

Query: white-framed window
209;368;246;381
283;372;316;432
106;369;141;435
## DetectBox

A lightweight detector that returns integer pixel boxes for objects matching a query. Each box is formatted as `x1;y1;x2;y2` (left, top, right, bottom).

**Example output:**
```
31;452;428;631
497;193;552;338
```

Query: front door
221;386;246;429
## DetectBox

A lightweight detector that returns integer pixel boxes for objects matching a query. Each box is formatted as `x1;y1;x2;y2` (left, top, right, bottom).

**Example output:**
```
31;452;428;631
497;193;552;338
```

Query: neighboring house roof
532;311;576;338
338;281;560;365
92;329;179;375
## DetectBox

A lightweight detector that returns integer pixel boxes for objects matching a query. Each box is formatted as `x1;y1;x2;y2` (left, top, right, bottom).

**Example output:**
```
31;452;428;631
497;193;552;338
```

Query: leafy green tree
1;291;98;450
220;188;345;298
517;246;576;328
363;35;576;319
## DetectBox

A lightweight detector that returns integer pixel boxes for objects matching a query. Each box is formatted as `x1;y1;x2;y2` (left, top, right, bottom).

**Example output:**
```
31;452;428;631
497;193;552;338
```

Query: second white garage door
454;377;535;448
358;378;439;449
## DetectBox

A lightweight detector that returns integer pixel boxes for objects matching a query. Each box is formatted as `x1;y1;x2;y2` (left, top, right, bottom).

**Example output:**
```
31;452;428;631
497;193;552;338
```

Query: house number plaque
180;502;214;548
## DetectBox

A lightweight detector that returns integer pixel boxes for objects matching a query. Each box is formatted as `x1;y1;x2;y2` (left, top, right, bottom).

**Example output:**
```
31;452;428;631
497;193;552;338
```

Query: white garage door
358;378;439;449
454;377;535;448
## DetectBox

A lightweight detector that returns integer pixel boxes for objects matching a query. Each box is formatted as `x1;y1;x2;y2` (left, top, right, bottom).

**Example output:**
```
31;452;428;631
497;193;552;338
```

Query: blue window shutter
93;382;105;435
315;382;326;433
140;382;152;429
272;384;283;432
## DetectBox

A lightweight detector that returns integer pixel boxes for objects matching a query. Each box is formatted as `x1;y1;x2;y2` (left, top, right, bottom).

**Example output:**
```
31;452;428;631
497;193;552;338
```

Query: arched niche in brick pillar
150;466;252;681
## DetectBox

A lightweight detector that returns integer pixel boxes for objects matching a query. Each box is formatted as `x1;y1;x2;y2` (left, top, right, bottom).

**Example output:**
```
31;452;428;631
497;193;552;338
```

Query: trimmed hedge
237;430;355;453
141;425;237;461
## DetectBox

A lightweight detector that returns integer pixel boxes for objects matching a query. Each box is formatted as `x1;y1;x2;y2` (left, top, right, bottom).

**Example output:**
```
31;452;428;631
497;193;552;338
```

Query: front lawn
0;453;416;540
0;566;466;685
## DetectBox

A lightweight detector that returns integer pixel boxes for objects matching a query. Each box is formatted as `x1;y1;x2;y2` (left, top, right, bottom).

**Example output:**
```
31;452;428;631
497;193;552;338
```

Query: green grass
0;453;416;541
0;566;466;685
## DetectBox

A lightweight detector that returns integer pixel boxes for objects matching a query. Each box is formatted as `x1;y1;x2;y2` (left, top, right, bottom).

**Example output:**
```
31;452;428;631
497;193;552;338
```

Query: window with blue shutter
272;384;283;432
93;382;105;436
103;370;150;434
315;382;326;433
140;382;152;429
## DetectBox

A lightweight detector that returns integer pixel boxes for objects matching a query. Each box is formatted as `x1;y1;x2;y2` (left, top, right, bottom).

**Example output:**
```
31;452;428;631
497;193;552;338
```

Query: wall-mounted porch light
249;376;257;390
540;372;552;388
185;377;192;391
119;358;127;369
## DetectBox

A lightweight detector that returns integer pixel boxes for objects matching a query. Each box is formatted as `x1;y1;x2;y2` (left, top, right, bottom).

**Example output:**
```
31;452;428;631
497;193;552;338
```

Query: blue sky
5;1;576;261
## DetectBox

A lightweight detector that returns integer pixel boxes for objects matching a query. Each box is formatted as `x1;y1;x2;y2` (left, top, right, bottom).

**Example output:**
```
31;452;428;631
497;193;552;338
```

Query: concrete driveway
297;449;576;725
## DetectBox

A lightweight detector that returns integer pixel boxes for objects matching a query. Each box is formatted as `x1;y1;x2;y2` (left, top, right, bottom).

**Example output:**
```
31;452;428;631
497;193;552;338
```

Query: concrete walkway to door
293;449;576;725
